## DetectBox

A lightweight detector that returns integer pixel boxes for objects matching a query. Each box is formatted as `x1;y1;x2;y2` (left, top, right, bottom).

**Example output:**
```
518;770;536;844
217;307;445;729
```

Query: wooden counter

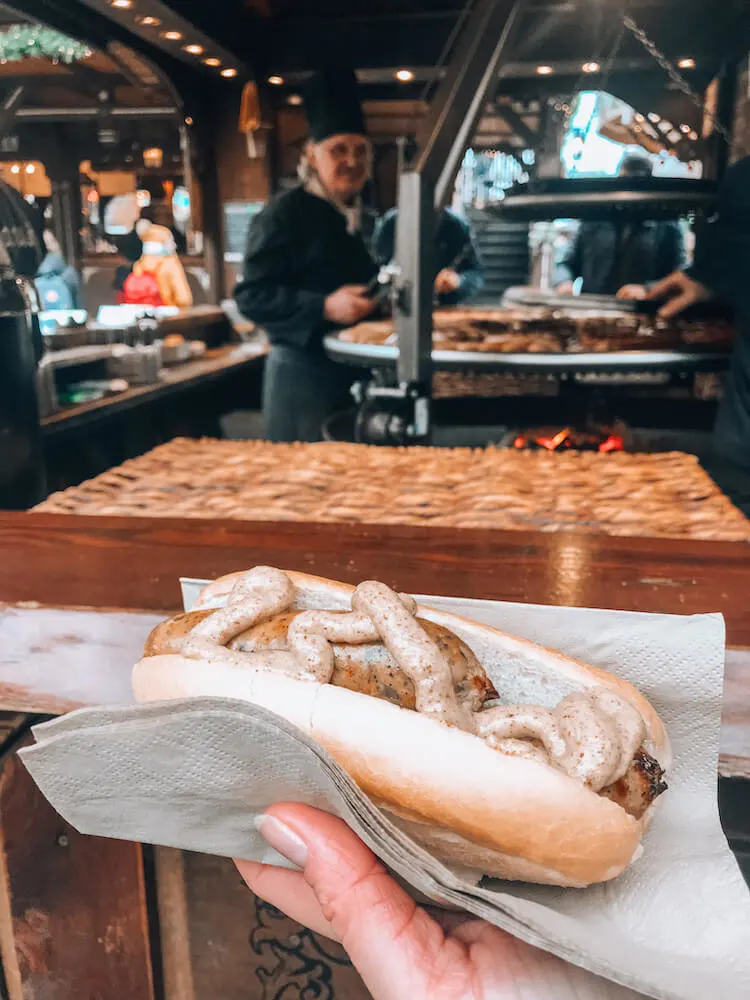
41;344;267;435
0;512;748;768
0;513;747;998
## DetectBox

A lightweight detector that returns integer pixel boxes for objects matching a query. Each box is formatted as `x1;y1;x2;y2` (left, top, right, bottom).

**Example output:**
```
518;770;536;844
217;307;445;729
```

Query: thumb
255;804;449;999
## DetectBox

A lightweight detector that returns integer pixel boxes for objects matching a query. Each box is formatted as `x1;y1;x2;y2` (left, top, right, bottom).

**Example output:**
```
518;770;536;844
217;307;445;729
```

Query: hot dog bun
133;570;670;887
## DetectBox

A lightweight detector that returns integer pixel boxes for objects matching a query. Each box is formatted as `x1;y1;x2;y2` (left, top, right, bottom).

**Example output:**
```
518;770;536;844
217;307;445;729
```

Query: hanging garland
0;25;92;66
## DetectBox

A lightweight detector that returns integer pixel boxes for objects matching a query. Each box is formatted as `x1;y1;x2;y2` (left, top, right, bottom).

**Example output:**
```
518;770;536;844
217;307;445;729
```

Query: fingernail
254;814;308;868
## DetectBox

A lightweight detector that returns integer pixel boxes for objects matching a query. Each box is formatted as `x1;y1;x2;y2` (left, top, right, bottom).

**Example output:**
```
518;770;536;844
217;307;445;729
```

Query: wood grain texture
1;512;748;642
154;848;196;1000
181;852;367;1000
0;735;155;1000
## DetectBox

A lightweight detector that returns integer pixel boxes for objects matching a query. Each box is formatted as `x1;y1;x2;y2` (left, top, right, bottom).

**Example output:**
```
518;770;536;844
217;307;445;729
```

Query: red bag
122;270;163;307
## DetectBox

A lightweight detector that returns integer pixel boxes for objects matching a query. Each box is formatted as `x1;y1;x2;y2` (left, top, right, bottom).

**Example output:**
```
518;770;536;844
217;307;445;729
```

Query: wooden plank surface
179;852;366;1000
0;735;155;1000
0;511;748;776
0;512;748;641
0;607;747;779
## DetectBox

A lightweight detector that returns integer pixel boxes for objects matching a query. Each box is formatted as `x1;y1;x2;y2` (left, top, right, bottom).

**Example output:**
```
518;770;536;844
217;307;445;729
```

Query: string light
680;124;691;134
110;0;133;8
137;16;161;26
678;58;696;70
161;31;183;41
268;75;284;85
184;44;204;55
221;67;237;78
203;57;221;67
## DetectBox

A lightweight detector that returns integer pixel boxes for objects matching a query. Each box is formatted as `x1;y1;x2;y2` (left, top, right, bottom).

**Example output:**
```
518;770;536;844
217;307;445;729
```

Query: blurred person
646;155;750;515
34;230;81;311
556;154;687;297
234;68;378;442
373;206;484;305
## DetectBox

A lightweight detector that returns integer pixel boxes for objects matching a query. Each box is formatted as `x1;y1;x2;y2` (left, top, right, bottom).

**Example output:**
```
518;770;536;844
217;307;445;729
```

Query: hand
616;284;648;301
434;269;461;295
324;285;375;326
237;804;639;1000
556;281;575;296
645;271;712;320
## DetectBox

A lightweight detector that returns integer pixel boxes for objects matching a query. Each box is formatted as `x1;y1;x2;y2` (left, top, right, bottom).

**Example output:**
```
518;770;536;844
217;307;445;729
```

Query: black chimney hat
304;67;367;142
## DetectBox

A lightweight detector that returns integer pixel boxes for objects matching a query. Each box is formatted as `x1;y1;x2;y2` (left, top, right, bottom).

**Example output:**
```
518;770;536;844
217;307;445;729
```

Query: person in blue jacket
373;206;484;305
35;231;80;311
647;155;750;515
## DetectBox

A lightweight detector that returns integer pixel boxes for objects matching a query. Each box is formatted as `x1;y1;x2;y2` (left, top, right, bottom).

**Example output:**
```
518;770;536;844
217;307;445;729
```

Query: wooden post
154;848;196;1000
0;730;156;999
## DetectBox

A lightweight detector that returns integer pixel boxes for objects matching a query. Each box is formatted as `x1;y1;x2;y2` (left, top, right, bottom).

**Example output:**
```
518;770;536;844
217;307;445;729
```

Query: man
646;156;750;515
556;153;687;297
234;68;378;442
373;206;484;305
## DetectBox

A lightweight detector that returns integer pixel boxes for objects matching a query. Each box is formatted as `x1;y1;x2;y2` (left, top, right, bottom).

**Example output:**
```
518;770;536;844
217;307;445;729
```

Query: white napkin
20;591;750;1000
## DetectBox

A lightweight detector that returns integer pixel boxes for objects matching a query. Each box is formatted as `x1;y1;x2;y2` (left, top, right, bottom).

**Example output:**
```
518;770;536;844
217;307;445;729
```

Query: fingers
658;289;700;319
235;859;339;940
250;804;462;1000
644;272;681;301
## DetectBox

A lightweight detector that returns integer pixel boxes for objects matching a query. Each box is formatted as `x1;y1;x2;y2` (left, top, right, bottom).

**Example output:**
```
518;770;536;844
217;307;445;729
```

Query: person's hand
435;269;461;295
616;284;648;301
556;281;575;296
645;271;712;319
324;285;375;326
237;804;638;1000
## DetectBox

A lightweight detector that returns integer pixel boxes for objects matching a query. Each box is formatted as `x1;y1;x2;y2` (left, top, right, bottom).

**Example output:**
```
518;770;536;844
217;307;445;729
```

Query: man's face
308;133;372;201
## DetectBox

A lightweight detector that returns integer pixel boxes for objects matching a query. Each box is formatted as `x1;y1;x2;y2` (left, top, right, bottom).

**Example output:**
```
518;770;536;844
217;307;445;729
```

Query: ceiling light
647;112;661;123
634;113;645;123
536;65;553;76
183;44;204;55
582;62;600;74
137;15;161;26
10;164;19;174
678;58;696;70
110;0;133;8
395;69;414;82
203;57;221;67
25;163;35;174
287;94;303;106
221;68;238;78
268;75;284;86
680;124;691;134
162;31;183;41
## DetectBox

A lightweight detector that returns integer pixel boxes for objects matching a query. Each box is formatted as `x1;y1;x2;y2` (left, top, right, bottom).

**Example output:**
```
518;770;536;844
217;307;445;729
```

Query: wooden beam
493;104;538;147
0;86;24;138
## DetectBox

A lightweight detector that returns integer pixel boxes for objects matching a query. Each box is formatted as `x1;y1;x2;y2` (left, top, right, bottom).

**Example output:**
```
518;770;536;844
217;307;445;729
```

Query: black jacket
234;186;377;353
688;157;750;468
556;219;687;296
373;207;484;305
